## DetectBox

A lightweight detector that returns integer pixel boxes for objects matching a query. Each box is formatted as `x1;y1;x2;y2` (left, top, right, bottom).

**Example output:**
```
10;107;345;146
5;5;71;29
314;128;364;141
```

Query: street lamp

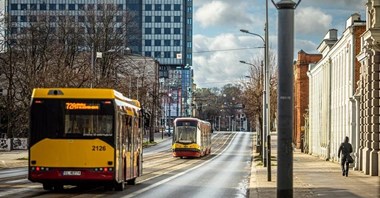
168;93;172;135
240;60;264;154
240;28;270;169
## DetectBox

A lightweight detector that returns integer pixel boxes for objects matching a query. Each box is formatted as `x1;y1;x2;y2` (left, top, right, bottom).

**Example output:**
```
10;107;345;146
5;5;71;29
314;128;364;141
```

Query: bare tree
0;6;142;138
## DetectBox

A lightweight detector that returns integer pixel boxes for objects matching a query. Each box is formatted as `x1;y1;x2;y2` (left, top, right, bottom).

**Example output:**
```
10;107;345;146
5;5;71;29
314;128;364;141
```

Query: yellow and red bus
28;88;143;191
172;117;211;158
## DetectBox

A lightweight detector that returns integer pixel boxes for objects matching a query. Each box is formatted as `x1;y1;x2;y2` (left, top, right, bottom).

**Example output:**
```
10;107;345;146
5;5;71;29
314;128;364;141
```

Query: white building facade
308;14;366;162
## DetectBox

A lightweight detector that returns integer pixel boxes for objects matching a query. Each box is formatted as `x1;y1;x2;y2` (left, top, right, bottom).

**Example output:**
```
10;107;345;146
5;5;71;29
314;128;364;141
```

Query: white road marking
122;132;237;198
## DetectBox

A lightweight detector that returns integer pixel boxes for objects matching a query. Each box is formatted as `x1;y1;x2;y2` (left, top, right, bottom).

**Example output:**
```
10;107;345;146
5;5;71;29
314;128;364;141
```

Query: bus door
126;116;133;180
131;117;138;177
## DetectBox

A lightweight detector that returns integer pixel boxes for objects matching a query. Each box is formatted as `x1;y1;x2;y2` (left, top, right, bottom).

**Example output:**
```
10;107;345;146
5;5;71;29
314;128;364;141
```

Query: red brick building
293;51;321;149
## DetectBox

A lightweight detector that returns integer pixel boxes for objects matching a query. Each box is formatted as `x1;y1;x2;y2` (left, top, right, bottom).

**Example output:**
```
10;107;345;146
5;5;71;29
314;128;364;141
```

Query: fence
0;138;28;151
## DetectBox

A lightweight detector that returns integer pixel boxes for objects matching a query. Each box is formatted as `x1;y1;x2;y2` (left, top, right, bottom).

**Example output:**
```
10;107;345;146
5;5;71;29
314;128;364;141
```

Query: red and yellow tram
172;117;211;158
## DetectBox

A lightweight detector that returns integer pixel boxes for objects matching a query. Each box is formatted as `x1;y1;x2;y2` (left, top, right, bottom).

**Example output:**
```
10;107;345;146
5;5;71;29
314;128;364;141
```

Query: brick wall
294;50;322;149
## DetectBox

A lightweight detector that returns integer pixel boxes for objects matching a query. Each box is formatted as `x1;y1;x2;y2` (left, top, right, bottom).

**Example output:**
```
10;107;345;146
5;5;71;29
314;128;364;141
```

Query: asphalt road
125;132;253;198
0;131;252;198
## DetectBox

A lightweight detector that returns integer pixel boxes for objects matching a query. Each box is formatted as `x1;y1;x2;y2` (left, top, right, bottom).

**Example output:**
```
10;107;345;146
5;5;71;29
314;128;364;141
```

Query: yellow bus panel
30;138;114;167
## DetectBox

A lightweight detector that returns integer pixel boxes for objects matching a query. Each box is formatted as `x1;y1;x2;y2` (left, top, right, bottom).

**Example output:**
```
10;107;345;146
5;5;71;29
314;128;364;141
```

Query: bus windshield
30;99;114;145
175;126;197;143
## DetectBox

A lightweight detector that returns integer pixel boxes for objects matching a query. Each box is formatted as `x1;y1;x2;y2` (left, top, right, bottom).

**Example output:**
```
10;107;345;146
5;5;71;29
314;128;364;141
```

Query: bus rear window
30;99;114;144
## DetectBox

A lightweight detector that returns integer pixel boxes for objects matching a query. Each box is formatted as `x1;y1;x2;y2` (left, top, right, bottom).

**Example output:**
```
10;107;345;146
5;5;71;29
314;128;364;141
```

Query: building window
187;6;192;13
30;4;37;10
116;16;123;22
155;16;161;22
164;16;171;22
116;27;123;34
154;51;162;58
88;4;94;10
164;40;171;46
145;4;152;11
117;4;123;10
11;27;18;34
174;40;180;46
174;28;180;34
154;40;161;46
10;4;18;10
145;28;152;34
145;51;152;57
145;16;152;23
97;4;104;11
187;41;192;48
21;4;27;10
20;27;27;34
174;4;181;11
164;52;171;58
164;4;171;11
78;4;85;10
49;4;56;10
145;40;152;46
69;4;75;10
20;16;27;22
40;4;47;10
187;18;192;25
11;16;17;22
155;28;161;34
174;16;180;23
155;4;162;10
59;4;65;10
164;28;171;34
30;16;37;22
78;16;85;22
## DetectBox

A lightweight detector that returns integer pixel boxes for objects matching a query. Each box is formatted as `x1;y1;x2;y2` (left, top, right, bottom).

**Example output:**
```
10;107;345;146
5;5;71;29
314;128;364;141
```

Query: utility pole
272;0;301;197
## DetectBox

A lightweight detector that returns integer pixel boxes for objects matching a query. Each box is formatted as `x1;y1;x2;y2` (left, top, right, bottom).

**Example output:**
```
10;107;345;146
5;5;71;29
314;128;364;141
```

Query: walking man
338;136;353;177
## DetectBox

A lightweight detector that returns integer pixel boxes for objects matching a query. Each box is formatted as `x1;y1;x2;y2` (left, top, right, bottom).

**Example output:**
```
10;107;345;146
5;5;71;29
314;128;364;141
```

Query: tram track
137;132;236;184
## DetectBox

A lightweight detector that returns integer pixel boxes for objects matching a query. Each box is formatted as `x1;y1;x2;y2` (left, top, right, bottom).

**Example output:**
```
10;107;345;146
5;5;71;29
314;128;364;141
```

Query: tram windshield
175;126;197;143
174;120;198;143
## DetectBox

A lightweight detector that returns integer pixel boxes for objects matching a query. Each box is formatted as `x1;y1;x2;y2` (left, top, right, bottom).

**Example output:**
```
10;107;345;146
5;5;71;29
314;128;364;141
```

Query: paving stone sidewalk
249;134;380;198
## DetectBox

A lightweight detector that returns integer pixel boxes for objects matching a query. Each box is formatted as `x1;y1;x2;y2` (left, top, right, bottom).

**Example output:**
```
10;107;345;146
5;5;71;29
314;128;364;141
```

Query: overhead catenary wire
193;47;264;54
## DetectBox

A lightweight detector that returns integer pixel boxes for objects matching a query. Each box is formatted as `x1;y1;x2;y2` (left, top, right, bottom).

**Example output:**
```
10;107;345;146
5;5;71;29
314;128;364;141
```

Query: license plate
63;171;81;176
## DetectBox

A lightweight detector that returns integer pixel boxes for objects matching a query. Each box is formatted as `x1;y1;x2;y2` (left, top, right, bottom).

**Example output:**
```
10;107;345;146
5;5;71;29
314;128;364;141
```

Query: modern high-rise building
139;0;193;123
4;0;193;124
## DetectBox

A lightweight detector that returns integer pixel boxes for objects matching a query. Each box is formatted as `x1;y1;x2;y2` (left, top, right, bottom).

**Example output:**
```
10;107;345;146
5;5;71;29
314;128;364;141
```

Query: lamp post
239;28;269;169
241;61;263;154
168;93;172;135
272;0;301;196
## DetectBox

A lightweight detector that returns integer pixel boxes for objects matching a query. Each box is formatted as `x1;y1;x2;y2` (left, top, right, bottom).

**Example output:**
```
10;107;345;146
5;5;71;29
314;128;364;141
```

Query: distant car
165;127;173;136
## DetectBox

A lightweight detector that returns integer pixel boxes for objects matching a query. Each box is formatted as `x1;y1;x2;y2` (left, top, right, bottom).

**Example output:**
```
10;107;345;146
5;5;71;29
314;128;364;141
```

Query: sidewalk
0;132;170;169
0;150;28;168
249;133;380;198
